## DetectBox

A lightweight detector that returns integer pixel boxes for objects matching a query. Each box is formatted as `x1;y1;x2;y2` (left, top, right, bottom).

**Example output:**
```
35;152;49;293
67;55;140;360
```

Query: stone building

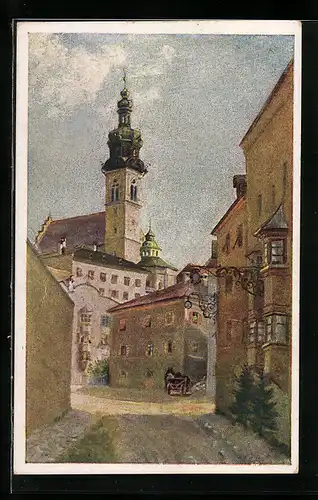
211;175;249;411
55;248;149;387
26;241;74;437
212;60;294;446
108;282;211;389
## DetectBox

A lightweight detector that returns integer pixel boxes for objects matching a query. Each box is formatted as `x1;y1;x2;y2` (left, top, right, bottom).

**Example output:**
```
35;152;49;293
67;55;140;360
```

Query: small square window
76;267;82;277
100;272;106;282
99;288;105;296
135;279;141;287
111;274;118;284
123;291;129;300
80;313;91;324
124;277;130;286
135;293;141;298
191;341;198;353
88;270;94;280
111;290;119;298
120;345;127;356
119;319;126;331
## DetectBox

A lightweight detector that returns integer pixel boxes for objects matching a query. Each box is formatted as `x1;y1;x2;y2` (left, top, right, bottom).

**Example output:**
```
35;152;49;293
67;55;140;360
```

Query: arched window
158;282;163;290
111;180;119;202
130;179;137;201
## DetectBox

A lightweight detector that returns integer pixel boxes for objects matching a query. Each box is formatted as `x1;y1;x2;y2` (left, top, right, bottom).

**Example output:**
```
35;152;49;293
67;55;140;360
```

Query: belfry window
130;179;137;201
111;180;119;202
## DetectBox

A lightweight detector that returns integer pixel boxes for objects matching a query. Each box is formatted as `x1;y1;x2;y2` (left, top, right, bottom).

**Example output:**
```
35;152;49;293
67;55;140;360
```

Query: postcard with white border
14;19;301;475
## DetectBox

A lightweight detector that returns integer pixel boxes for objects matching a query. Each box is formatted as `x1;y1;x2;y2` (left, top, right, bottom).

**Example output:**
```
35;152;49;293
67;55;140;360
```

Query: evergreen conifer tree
251;374;278;436
230;364;255;427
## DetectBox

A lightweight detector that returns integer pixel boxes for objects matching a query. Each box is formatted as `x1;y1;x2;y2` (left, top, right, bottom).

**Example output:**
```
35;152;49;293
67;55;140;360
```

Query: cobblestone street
26;388;289;465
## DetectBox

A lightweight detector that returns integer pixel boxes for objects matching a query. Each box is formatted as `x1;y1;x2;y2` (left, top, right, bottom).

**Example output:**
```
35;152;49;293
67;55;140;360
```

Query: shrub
231;366;278;439
230;364;255;427
87;359;109;379
251;374;278;437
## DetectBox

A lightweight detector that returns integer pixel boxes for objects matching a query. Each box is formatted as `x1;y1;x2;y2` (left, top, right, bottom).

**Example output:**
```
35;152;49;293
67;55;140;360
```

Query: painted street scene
21;25;297;467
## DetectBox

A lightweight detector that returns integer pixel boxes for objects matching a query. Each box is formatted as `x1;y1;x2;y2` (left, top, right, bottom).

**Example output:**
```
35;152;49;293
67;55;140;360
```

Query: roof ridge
51;211;105;223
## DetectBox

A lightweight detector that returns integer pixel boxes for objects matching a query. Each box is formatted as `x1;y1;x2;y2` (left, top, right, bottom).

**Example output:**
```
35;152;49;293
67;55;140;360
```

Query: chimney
59;237;66;255
233;174;247;199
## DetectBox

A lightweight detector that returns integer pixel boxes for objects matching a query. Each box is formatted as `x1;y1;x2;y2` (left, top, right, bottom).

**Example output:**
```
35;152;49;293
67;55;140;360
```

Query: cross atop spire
123;67;127;88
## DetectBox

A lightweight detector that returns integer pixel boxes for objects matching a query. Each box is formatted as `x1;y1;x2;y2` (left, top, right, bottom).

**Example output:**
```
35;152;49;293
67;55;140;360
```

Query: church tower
102;71;148;263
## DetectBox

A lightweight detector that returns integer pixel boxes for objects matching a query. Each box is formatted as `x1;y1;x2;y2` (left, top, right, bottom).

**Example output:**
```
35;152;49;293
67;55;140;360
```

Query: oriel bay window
264;238;286;266
265;314;289;344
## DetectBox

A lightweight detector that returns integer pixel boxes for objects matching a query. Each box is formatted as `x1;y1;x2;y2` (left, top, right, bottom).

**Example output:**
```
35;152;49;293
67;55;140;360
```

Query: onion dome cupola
140;226;162;259
102;69;148;176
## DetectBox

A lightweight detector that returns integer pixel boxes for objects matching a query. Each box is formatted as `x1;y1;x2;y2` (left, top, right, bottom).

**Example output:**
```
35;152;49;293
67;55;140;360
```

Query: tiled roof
108;281;194;313
46;266;71;282
73;248;149;274
138;256;178;271
240;59;293;146
36;212;105;254
254;204;288;236
177;263;203;275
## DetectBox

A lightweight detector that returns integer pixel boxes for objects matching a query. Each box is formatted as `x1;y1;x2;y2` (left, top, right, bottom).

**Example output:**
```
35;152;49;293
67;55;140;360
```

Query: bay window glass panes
271;240;284;264
264;241;269;266
275;315;288;343
258;321;265;343
249;321;256;343
266;316;272;342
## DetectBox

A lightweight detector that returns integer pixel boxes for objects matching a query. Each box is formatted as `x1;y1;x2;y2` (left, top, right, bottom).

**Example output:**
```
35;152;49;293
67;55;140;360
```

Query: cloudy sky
27;31;294;268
